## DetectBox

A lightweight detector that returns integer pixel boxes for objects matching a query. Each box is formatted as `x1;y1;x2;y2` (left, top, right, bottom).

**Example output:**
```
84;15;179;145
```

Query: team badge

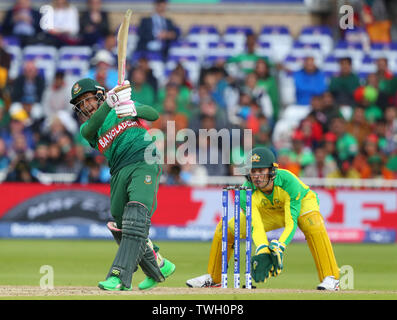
73;83;82;95
144;175;152;185
251;153;260;162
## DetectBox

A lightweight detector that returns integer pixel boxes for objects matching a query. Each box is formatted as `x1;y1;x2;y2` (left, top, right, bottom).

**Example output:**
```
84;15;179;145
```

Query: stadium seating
298;25;334;56
186;25;221;56
258;25;293;62
2;36;22;80
222;25;253;53
23;45;58;83
166;55;200;85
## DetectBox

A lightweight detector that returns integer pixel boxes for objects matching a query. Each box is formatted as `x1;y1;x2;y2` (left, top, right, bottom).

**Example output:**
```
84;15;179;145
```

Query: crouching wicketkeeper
187;147;340;290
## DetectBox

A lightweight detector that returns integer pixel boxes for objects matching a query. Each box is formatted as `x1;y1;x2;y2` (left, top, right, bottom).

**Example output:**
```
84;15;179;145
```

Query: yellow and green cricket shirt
240;169;319;247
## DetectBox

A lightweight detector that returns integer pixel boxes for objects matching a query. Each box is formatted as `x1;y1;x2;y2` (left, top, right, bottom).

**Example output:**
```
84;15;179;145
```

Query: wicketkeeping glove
106;80;132;108
268;239;286;277
250;244;274;283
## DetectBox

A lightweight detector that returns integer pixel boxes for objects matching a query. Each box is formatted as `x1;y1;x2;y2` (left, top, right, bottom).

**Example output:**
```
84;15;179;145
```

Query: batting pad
298;211;340;281
107;202;150;288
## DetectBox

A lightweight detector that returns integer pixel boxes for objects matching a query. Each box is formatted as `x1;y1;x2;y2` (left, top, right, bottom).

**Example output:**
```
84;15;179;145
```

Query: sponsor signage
0;184;396;242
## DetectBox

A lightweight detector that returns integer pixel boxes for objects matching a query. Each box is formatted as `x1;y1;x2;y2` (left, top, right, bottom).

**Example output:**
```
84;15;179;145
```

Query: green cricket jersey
80;101;159;175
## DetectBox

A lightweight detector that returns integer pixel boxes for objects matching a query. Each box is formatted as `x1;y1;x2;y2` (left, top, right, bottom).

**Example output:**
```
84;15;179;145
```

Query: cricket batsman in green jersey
187;147;340;290
70;78;175;291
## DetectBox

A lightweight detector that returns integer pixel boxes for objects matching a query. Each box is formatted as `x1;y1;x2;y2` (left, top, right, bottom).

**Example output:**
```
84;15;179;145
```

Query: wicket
221;186;252;289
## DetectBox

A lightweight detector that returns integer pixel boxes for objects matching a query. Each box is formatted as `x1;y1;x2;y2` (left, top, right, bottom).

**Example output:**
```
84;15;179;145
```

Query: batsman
187;147;340;290
70;78;175;291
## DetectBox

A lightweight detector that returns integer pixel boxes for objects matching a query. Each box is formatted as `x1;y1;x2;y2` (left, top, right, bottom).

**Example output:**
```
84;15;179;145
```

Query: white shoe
317;276;340;291
186;274;220;288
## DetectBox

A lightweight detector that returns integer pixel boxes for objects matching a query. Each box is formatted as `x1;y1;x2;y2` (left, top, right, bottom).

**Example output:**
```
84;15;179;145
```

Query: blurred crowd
0;0;397;185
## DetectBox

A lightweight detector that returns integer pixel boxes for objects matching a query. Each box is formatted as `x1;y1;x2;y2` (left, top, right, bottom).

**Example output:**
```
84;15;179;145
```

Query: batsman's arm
80;102;111;142
135;104;159;121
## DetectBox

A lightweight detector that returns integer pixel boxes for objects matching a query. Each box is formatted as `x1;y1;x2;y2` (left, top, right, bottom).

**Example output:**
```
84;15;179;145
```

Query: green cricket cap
70;78;105;104
247;147;278;169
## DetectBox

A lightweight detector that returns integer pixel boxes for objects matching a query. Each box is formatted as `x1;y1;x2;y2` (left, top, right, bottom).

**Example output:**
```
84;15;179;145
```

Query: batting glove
106;80;132;108
268;239;286;276
115;100;137;118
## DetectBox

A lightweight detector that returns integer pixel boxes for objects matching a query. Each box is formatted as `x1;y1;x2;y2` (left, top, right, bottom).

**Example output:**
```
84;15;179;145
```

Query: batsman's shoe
138;259;176;291
317;276;340;291
186;274;221;288
98;276;131;291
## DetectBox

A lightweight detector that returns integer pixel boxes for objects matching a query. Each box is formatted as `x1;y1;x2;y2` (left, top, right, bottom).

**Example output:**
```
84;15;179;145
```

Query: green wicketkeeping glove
268;239;286;276
250;244;274;283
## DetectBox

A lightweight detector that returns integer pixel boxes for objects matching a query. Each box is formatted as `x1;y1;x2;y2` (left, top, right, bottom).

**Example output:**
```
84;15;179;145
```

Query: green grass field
0;239;396;300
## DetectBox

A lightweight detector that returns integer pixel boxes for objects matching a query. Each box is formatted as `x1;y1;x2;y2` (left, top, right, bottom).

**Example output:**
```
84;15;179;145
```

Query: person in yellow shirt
186;147;340;290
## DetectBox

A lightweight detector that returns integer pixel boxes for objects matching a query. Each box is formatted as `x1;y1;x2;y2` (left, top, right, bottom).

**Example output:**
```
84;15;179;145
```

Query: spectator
1;0;42;47
79;0;110;46
0;99;11;133
293;56;327;106
9;60;45;124
178;153;207;186
6;156;36;182
156;71;191;118
345;105;372;147
288;129;315;169
326;159;361;179
323;132;338;163
329;116;359;162
195;121;229;176
352;133;379;178
152;96;188;133
162;164;183;185
353;82;383;124
47;141;63;171
321;91;341;132
307;94;328;131
198;67;229;110
0;36;12;89
44;0;80;47
297;114;323;149
355;0;391;43
242;72;274;122
226;32;269;80
29;142;55;180
384;106;397;154
134;56;159;96
87;49;118;90
255;58;280;120
277;148;301;176
302;144;337;178
0;138;10;175
41;70;78;135
367;154;394;179
130;67;155;107
136;0;179;61
328;57;360;107
189;98;228;134
2;113;35;153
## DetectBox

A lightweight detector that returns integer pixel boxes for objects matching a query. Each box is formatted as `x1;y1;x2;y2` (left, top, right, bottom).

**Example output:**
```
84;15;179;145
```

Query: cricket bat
116;9;133;117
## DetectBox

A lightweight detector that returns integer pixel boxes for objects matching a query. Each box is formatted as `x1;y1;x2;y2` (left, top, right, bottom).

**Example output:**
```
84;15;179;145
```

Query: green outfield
0;239;396;300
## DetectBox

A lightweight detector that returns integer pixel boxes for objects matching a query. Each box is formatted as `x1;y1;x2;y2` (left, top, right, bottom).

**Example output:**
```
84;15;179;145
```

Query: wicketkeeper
70;78;175;291
187;146;340;290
